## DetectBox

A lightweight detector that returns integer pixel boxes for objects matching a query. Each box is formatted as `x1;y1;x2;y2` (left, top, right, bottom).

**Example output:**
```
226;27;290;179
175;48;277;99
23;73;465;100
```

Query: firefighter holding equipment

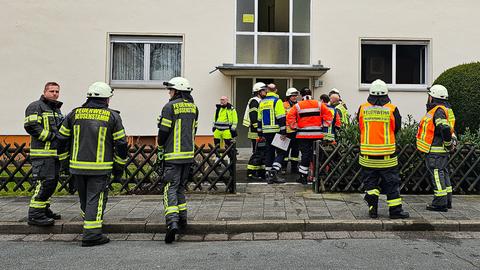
213;96;238;148
357;79;409;219
59;82;128;246
24;82;64;226
287;87;333;184
157;77;199;243
417;84;455;212
282;88;300;174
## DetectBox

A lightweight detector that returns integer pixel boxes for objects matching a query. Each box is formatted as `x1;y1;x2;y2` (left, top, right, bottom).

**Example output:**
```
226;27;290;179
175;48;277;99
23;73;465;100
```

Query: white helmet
163;77;193;92
286;88;299;97
252;82;267;94
329;88;340;95
428;84;448;100
87;82;113;98
369;79;388;96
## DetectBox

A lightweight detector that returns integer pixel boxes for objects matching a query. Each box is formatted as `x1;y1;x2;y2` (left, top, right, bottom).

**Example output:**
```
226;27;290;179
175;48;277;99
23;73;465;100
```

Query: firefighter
24;82;64;226
416;85;455;212
329;88;350;125
157;77;199;243
212;96;238;149
58;82;128;246
243;82;267;180
357;79;409;219
287;87;333;184
324;93;342;143
257;83;287;184
282;88;300;174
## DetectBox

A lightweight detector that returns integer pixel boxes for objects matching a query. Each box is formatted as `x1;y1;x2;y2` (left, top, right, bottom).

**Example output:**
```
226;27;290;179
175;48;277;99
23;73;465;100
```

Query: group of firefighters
24;75;456;246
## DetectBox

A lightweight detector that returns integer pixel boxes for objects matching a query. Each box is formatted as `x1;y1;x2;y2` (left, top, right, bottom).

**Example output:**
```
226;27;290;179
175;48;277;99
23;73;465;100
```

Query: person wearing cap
58;82;128;246
212;96;238;149
329;88;350;125
244;82;267;180
416;85;456;212
157;77;199;243
357;79;409;219
282;88;300;174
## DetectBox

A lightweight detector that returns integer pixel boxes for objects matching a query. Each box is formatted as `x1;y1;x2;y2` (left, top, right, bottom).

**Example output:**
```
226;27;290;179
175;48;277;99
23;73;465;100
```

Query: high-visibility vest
358;102;397;156
283;100;297;133
258;92;286;134
287;99;333;139
213;105;238;131
416;105;454;153
321;105;338;141
336;103;350;125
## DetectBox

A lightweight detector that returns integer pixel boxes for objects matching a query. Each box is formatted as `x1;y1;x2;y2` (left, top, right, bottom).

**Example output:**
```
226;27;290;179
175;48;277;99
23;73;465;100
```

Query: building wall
1;0;479;137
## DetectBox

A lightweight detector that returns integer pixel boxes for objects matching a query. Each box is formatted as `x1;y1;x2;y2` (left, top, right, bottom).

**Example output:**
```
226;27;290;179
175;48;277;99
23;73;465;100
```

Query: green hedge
434;62;480;134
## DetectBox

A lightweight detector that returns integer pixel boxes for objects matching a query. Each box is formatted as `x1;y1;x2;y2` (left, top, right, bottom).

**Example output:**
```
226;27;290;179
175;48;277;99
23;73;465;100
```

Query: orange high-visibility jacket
416;105;454;153
358;102;397;156
286;99;333;139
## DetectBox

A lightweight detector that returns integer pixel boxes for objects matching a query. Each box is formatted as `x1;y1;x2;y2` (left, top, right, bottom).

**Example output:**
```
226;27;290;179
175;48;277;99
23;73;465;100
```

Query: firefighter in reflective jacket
323;94;342;143
257;84;287;184
329;88;350;125
416;84;456;212
24;82;65;226
287;87;333;184
282;88;300;174
157;77;199;244
213;96;237;148
59;82;128;246
357;79;409;219
244;82;267;180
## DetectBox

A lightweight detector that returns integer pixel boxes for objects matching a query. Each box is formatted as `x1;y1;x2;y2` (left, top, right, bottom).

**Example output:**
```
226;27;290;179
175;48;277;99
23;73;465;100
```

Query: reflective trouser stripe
289;157;300;162
84;220;102;229
446;186;453;193
387;198;402;207
299;165;308;175
366;189;380;197
96;192;104;222
247;164;265;170
178;203;187;212
433;169;447;196
273;162;281;171
163;182;179;216
29;181;47;209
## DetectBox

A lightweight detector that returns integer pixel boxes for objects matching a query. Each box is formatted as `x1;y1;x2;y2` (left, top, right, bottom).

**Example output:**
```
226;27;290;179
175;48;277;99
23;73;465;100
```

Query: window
236;0;311;65
361;40;428;89
110;35;182;87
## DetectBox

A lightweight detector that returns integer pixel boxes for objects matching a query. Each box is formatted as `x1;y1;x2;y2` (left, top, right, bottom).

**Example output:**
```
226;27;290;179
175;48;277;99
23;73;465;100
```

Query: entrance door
234;77;311;148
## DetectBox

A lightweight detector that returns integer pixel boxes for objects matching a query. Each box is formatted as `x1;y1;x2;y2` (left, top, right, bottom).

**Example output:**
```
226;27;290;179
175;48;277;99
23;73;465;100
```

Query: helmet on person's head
87;82;113;98
329;88;340;96
163;77;193;92
369;79;388;96
428;84;448;100
286;88;299;97
252;82;267;94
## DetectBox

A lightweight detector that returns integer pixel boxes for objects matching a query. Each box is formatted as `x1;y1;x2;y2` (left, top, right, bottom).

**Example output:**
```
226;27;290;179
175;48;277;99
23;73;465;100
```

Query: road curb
0;219;477;234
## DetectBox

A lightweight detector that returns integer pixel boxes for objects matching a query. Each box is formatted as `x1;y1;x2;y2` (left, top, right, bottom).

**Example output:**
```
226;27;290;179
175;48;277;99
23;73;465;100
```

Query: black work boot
389;206;410;219
296;174;308;185
266;170;286;184
165;222;179;244
45;206;61;220
28;215;55;226
426;204;448;212
81;235;110;247
247;172;264;181
363;194;378;219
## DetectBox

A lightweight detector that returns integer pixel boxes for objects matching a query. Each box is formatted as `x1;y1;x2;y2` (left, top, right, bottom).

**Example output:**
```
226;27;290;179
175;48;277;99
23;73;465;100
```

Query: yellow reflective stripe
29;181;46;208
70;160;113;170
161;118;172;128
42;112;54;116
84;220;103;229
24;114;39;124
446;186;453;193
178;203;187;211
387;198;402;207
38;129;50;141
43;112;50;131
434;189;448;196
435;118;449;126
114;154;127;165
367;189;380;196
96;192;104;222
72;125;80;161
58;152;70;161
174;119;181;153
30;149;57;157
45;141;51;151
96;127;107;162
247;164;265;170
164;151;194;160
80;211;85;218
430;146;447;153
163;182;170;209
359;156;398;168
59;125;71;137
416;139;430;153
112;129;126;140
289;157;300;161
165;206;179;215
433;169;444;194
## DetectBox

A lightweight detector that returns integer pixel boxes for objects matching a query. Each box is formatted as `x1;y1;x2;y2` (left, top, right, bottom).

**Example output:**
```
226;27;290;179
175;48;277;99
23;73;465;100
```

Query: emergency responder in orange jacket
357;79;409;219
416;85;456;212
286;87;333;184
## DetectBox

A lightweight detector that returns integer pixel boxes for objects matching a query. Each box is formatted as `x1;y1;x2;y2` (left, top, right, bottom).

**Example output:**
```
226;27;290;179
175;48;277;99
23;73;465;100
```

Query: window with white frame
361;40;429;88
236;0;311;65
110;35;182;86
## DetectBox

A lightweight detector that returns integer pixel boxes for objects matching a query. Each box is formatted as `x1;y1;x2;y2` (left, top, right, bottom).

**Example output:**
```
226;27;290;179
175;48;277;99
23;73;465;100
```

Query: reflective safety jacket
258;92;286;134
283;100;297;133
416;104;454;154
321;105;341;141
59;99;128;175
335;102;350;125
158;95;199;164
286;97;333;139
213;103;237;131
358;98;400;168
243;96;262;139
24;95;64;159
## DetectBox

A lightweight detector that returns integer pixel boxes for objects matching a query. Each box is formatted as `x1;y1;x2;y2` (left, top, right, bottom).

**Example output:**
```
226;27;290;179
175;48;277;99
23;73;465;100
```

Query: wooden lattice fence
0;143;236;194
313;141;480;194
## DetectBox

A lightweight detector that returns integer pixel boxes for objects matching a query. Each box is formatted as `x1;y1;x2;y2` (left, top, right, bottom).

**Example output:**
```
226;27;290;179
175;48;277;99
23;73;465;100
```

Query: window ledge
110;81;168;89
359;84;428;92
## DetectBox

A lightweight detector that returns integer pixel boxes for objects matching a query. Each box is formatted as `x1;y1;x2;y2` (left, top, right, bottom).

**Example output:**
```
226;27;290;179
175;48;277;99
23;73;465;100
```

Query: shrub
434;62;480;134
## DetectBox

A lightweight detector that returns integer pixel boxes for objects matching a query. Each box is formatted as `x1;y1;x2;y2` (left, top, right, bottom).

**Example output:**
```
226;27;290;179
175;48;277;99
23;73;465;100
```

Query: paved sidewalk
1;183;480;234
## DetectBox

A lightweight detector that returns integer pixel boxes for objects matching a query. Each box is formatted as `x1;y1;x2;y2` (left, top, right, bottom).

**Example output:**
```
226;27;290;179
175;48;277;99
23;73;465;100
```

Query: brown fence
0;143;236;194
313;142;480;194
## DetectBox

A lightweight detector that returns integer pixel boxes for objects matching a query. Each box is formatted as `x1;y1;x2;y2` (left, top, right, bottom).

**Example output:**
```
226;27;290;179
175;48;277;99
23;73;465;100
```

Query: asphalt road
1;238;480;270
